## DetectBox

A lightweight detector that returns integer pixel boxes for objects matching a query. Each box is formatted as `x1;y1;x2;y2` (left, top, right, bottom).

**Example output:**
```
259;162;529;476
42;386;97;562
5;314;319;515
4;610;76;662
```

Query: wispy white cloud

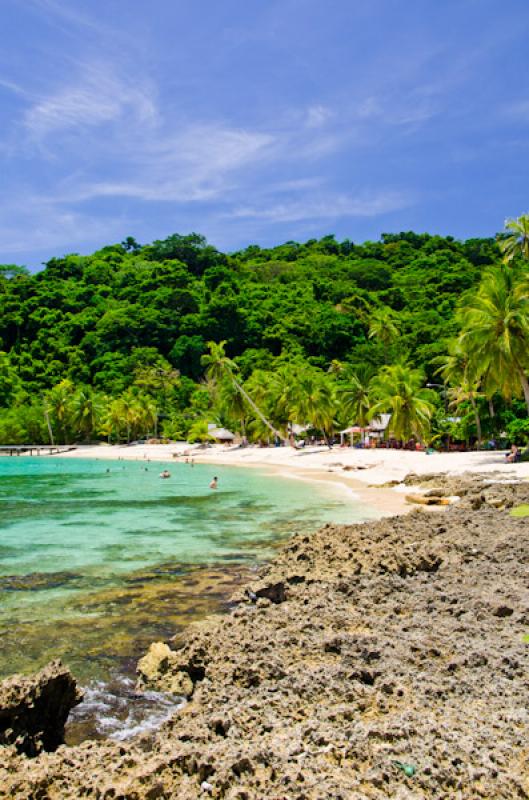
306;104;333;128
24;62;157;139
57;124;276;203
228;190;414;223
273;177;325;192
0;77;30;98
25;0;117;38
0;2;429;261
355;93;437;127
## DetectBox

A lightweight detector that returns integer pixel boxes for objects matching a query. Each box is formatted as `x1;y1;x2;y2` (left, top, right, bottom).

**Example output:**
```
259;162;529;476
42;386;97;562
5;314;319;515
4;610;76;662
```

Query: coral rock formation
0;659;82;756
1;475;528;798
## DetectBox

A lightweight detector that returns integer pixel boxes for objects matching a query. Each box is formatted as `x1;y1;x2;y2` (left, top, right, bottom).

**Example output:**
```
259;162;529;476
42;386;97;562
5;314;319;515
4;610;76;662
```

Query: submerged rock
0;659;82;756
405;493;449;505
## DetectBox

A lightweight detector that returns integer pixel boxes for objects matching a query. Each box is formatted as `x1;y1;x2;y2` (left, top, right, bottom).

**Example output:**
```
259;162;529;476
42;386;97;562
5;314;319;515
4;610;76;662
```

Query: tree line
1;218;529;447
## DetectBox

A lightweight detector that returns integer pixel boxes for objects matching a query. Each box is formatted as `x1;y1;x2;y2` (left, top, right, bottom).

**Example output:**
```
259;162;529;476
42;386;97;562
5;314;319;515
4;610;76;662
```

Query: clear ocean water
0;455;375;740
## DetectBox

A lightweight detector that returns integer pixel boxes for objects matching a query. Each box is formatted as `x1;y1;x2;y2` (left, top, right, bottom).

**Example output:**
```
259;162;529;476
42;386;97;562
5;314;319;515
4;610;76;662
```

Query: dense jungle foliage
1;228;529;446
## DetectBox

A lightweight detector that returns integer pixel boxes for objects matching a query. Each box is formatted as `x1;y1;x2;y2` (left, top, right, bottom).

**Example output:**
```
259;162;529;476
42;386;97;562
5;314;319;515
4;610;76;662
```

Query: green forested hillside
0;230;527;445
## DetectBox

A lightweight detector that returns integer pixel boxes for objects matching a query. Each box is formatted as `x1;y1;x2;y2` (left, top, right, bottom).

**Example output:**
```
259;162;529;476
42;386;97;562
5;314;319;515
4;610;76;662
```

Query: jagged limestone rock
137;642;194;697
0;659;82;756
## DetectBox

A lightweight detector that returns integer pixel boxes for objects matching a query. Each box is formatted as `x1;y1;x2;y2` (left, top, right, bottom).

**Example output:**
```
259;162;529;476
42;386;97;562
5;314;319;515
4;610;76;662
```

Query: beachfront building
207;425;236;444
340;414;392;446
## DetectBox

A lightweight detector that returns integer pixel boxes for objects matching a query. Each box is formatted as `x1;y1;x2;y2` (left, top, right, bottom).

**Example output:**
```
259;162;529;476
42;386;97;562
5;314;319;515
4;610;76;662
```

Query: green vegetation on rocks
510;504;529;517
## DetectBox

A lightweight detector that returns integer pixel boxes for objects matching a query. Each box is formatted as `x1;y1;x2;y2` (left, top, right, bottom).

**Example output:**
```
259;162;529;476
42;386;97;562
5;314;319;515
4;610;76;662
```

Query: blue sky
1;0;529;269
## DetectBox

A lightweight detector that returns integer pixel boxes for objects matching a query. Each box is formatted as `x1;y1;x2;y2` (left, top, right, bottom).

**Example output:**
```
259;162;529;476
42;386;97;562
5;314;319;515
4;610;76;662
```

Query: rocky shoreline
1;473;528;799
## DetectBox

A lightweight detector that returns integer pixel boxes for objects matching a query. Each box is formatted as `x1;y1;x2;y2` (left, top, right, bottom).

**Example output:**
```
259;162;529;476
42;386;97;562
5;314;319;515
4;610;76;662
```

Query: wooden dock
0;445;77;456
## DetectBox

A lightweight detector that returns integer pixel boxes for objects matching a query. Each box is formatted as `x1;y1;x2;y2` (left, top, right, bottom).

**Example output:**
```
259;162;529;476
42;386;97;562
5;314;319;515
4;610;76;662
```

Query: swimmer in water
209;476;218;489
159;469;171;478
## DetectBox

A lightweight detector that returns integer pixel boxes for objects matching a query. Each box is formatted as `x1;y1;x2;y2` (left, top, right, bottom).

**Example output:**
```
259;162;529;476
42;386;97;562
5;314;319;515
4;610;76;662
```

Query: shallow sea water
0;455;375;740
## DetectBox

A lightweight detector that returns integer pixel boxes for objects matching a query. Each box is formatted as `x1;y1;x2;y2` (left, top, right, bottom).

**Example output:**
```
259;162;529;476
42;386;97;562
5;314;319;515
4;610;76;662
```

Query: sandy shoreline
52;441;529;518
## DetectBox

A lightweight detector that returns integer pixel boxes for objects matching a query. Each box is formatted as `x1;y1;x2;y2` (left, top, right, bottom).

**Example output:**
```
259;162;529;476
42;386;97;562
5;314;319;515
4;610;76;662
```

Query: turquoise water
0;456;374;686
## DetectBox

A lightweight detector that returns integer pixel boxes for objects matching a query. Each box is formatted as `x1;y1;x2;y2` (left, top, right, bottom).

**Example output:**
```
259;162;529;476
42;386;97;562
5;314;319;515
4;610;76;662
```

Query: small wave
68;674;185;742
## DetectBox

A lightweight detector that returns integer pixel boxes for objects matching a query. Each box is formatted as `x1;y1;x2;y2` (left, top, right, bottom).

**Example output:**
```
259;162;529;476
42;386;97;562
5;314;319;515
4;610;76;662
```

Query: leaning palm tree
201;341;286;443
458;263;529;414
217;377;248;439
369;363;435;443
246;416;272;445
499;214;529;263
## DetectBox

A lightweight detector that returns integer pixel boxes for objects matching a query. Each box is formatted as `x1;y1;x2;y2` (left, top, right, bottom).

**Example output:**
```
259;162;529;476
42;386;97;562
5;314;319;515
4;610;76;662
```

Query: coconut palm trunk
43;403;55;446
231;374;287;444
519;369;529;415
469;395;482;449
202;342;289;445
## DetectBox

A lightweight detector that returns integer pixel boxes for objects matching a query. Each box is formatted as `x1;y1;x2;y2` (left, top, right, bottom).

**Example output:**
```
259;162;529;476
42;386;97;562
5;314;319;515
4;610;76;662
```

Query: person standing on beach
209;476;218;489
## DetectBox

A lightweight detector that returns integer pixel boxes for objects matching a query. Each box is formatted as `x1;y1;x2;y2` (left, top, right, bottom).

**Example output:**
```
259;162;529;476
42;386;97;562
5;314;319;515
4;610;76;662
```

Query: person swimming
209;476;218;489
159;469;171;478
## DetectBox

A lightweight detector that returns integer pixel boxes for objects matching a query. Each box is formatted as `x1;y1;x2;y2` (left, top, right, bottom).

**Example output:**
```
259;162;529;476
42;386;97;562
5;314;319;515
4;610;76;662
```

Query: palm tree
267;366;300;442
436;342;484;448
187;419;215;444
134;392;158;439
458;263;529;414
246;415;273;445
70;388;106;441
111;390;144;443
46;379;74;443
217;377;248;439
201;341;286;443
447;383;484;448
292;370;336;448
369;364;435;443
499;214;529;263
339;365;374;432
100;398;125;443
